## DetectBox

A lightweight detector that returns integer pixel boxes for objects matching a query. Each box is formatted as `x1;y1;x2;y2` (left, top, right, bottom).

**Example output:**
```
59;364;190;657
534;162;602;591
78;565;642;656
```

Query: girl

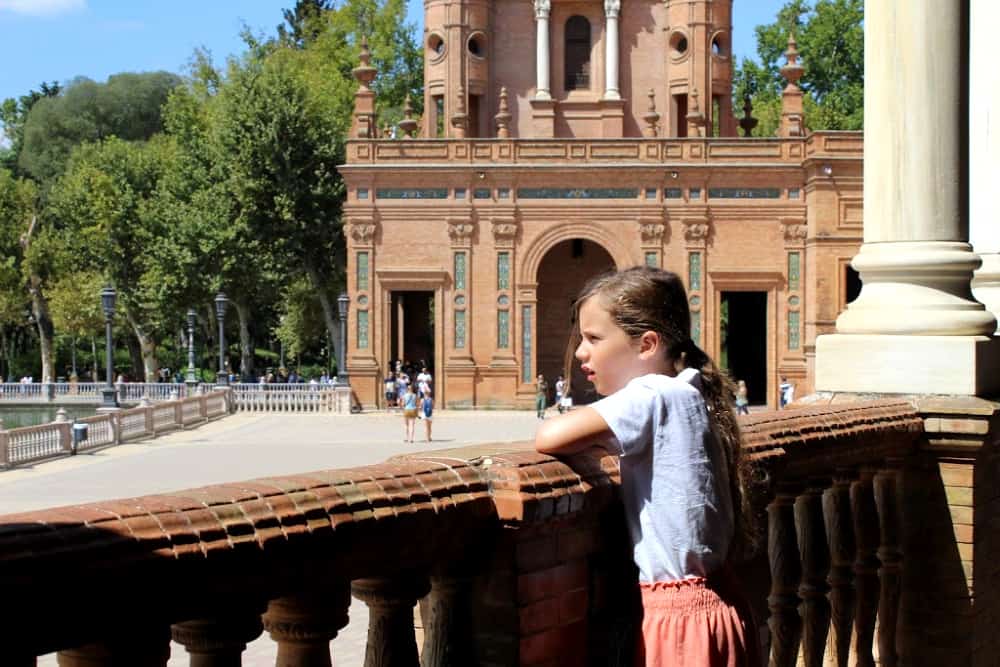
735;379;750;415
535;267;757;667
420;389;434;442
535;374;548;419
401;383;418;443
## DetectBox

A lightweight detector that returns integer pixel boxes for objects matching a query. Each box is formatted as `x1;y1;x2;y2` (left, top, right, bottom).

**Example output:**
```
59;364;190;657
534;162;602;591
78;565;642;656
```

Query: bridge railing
0;399;987;665
229;383;349;413
0;389;232;467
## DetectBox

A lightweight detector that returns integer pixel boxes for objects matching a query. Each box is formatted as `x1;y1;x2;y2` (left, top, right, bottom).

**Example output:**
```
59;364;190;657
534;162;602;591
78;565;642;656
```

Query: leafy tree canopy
735;0;863;135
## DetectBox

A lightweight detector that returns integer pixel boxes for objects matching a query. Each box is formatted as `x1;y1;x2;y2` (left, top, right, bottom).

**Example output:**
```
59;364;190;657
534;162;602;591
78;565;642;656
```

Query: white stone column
815;0;1000;396
603;0;621;101
534;0;551;101
971;0;1000;331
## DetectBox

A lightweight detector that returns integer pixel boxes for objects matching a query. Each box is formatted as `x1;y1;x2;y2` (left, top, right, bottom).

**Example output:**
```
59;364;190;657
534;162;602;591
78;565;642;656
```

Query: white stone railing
230;383;352;413
0;381;193;403
0;389;233;467
0;383;44;400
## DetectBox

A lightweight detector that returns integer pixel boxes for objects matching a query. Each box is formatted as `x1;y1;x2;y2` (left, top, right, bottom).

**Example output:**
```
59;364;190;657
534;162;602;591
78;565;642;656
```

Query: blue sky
0;0;786;105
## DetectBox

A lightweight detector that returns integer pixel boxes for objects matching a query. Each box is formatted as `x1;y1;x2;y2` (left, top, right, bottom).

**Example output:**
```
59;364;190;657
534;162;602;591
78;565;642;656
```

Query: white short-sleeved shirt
592;372;734;583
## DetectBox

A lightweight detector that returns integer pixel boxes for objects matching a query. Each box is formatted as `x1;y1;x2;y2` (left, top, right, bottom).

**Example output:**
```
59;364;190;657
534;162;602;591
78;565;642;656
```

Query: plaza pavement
2;409;544;666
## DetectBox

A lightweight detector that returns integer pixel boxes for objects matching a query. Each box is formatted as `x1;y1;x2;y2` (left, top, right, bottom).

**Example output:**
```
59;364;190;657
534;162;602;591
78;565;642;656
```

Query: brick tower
663;0;736;137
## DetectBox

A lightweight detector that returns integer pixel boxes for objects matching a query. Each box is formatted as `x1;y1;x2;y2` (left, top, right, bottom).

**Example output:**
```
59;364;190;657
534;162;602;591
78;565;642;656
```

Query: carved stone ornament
491;217;519;241
347;220;378;244
682;217;711;243
638;219;666;243
781;218;808;243
604;0;621;17
447;217;476;242
534;0;551;19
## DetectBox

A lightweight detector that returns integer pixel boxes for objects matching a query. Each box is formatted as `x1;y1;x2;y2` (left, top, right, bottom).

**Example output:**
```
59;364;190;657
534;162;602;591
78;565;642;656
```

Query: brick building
339;0;863;410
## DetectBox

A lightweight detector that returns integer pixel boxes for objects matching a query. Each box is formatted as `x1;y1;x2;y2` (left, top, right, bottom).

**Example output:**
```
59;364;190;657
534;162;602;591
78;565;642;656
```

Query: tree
0;169;35;379
17;72;182;183
278;0;334;48
734;0;863;135
47;270;105;379
0;82;62;174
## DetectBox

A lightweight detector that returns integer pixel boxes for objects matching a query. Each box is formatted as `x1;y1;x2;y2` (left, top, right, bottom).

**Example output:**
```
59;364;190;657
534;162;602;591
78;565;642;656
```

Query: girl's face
575;296;649;395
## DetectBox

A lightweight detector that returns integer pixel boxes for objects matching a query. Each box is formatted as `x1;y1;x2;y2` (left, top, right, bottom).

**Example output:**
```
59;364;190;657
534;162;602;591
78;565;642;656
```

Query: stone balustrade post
815;0;1000;395
171;613;264;667
420;574;477;666
353;577;431;667
822;471;856;667
56;625;171;666
262;585;352;667
175;400;184;428
794;483;831;667
850;470;880;667
766;485;802;667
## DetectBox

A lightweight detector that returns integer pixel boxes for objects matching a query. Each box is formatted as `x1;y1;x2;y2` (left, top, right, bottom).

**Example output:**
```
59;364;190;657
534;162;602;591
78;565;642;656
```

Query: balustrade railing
0;382;43;399
0;381;190;403
0;389;232;468
230;383;348;413
0;398;984;666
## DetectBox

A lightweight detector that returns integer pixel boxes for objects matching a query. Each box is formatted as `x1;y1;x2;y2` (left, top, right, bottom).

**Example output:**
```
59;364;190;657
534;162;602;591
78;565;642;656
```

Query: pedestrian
417;365;432;396
401;383;418;443
779;376;794;409
384;370;398;408
555;375;566;413
735;379;750;415
420;389;434;442
535;266;758;666
535;373;548;419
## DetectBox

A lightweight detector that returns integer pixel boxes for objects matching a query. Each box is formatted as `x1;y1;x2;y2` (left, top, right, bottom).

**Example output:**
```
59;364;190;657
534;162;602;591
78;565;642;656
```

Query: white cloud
0;0;86;17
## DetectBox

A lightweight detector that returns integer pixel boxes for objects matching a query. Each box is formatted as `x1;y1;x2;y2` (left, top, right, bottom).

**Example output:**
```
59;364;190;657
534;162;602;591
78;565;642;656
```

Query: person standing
535;374;549;419
401;384;418;443
734;380;750;415
384;370;397;408
779;376;794;409
555;375;566;414
420;389;434;442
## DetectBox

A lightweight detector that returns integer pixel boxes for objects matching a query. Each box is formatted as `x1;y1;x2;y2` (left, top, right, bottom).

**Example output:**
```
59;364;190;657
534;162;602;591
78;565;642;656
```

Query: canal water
0;406;99;429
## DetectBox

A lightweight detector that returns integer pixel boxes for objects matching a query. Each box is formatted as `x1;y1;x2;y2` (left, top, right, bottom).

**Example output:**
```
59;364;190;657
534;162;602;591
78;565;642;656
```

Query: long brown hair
575;266;755;560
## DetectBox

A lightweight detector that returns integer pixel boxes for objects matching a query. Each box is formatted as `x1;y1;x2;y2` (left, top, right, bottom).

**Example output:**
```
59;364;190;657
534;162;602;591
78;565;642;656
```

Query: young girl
535;267;757;666
401;383;418;443
735;379;750;415
420;389;434;442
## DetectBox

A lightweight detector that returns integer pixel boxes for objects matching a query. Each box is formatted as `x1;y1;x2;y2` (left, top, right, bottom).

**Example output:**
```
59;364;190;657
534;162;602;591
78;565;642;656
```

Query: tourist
779;376;794;409
735;379;750;415
535;267;758;666
384;370;397;408
535;374;548;419
417;365;432;396
419;389;434;442
401;383;418;443
555;375;567;413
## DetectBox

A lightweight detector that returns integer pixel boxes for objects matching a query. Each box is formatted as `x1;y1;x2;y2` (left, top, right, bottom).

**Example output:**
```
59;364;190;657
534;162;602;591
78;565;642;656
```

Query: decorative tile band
691;309;701;345
497;252;511;290
516;188;639;199
665;188;683;199
375;188;448;199
788;310;800;350
455;310;466;349
645;251;658;267
357;252;369;292
688;252;702;291
357;310;369;349
498;310;510;349
708;188;781;199
454;252;466;291
788;252;800;292
521;306;532;383
474;188;491;199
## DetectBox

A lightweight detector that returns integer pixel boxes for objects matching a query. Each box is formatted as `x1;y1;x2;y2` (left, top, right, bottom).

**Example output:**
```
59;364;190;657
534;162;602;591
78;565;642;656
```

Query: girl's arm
535;407;616;456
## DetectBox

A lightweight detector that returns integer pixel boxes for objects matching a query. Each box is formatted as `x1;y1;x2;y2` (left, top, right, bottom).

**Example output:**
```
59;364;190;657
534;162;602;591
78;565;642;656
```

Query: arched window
564;16;590;90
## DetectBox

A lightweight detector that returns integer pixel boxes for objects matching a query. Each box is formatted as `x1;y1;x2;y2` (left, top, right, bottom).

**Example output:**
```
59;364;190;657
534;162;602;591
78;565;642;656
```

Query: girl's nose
574;343;586;361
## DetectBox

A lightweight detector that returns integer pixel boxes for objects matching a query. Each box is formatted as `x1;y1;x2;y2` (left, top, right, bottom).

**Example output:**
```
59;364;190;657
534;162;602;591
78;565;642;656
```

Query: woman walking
401;384;418;443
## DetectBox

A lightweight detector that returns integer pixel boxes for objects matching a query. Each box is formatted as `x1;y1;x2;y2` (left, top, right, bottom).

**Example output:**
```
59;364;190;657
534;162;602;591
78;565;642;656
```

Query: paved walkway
4;410;544;666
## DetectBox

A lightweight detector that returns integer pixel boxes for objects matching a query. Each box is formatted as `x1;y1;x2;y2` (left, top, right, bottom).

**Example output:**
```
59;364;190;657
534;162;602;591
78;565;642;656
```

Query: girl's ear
637;331;661;359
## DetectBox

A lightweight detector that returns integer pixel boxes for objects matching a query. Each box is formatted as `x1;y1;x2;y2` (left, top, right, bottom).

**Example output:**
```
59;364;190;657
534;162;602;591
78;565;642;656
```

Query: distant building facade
338;0;863;409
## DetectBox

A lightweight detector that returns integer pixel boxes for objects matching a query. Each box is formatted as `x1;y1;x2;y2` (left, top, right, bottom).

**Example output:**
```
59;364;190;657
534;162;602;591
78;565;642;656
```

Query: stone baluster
352;577;430;667
420;574;476;666
262;585;351;667
56;626;171;666
767;486;802;667
794;483;831;667
822;472;856;667
171;612;263;667
851;470;880;667
874;464;903;667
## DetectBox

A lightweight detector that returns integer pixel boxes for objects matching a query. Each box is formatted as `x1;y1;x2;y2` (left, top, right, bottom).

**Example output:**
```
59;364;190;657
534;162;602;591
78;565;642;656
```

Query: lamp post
337;292;349;385
100;286;118;408
185;309;197;387
214;292;228;385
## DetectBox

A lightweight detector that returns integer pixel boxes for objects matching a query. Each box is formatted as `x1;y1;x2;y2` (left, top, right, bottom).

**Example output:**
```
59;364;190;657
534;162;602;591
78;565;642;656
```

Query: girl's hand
535;407;615;456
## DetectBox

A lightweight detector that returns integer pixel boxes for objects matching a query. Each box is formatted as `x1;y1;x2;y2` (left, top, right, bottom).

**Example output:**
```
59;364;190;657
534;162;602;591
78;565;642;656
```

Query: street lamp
100;286;118;408
337;292;350;384
214;292;228;385
185;309;197;387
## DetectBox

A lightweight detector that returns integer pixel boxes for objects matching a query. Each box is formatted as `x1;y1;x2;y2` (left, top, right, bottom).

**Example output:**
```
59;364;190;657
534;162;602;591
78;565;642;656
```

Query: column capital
533;0;550;19
604;0;621;18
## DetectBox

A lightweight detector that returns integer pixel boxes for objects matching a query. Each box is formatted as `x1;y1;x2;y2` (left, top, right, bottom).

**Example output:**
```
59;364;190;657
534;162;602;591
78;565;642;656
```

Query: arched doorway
536;238;616;406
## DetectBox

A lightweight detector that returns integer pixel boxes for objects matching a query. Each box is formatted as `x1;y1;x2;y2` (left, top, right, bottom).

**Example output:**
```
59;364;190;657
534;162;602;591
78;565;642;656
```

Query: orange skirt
636;568;760;667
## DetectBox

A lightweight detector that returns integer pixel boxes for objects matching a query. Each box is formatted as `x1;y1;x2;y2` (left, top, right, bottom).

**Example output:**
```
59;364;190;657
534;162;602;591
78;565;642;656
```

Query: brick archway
534;238;617;407
519;223;633;287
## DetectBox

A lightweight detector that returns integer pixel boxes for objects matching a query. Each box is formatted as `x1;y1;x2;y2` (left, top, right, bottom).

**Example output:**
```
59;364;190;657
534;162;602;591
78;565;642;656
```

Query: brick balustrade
0;398;996;666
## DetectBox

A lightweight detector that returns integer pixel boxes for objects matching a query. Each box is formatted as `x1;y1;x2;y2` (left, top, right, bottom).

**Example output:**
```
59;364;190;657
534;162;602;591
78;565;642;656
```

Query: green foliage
278;0;334;48
274;278;328;362
0;82;62;174
18;71;183;183
734;0;864;135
